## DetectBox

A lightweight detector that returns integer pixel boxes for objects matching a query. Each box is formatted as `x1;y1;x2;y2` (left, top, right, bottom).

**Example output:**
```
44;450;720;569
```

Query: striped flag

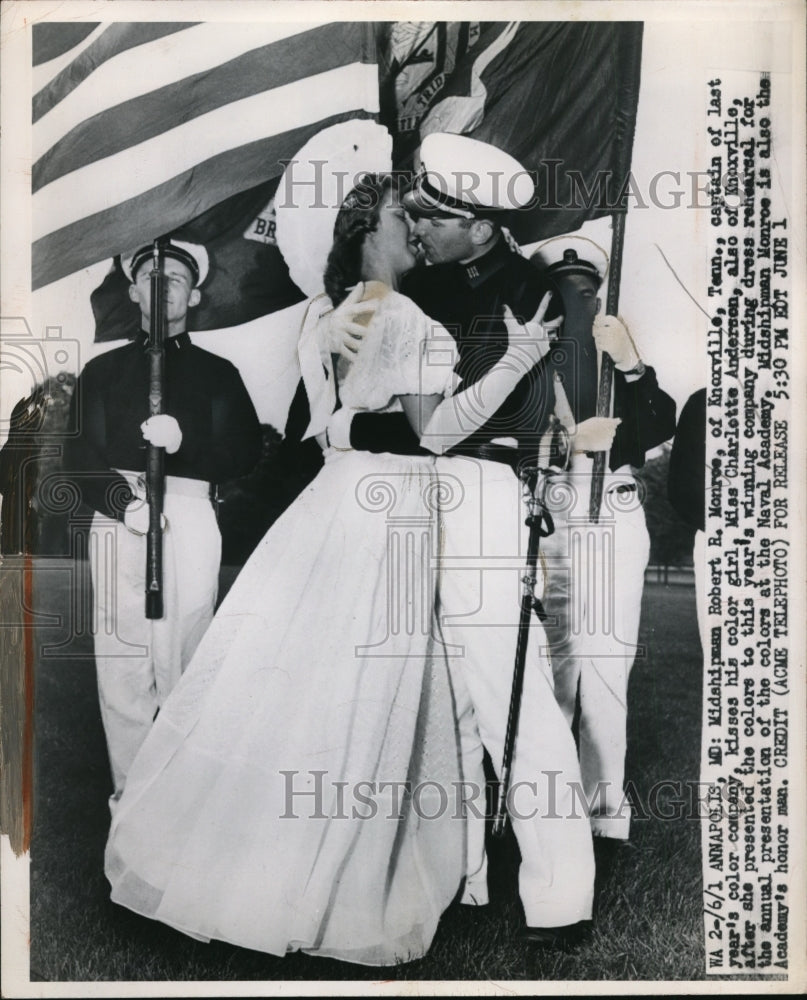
33;20;643;339
32;21;379;292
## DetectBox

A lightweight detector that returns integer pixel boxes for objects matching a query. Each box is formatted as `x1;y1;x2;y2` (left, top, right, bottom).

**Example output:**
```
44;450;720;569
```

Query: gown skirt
104;448;465;966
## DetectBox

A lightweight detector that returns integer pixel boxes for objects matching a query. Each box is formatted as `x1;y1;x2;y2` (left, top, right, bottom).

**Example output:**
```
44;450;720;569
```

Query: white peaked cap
121;238;209;287
404;132;535;218
530;234;610;285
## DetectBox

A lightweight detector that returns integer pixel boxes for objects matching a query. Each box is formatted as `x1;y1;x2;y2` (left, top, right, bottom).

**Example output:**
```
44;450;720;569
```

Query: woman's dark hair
324;173;395;307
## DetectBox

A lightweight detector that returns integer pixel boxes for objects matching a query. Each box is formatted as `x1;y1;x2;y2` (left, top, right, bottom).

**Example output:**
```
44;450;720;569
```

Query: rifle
492;418;570;838
145;239;166;619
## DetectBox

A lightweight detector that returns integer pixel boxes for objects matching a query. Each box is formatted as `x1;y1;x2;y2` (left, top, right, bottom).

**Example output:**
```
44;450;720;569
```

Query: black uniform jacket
66;331;262;519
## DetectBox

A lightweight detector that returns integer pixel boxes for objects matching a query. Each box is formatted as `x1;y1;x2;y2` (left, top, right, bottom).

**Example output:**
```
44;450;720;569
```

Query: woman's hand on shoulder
320;283;379;360
502;291;558;370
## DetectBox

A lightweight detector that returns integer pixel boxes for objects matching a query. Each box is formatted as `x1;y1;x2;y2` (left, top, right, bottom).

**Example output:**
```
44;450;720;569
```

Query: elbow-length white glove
420;292;559;455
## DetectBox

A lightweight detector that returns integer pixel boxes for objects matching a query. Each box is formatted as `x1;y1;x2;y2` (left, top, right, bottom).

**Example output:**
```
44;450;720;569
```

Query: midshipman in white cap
65;235;261;809
530;235;677;869
326;133;597;950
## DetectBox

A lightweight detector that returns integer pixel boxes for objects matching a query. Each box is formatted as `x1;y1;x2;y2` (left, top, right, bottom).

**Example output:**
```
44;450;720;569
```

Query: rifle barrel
145;241;166;620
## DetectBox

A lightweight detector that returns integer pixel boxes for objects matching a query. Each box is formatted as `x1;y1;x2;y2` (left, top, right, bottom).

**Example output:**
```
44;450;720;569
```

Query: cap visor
402;189;447;217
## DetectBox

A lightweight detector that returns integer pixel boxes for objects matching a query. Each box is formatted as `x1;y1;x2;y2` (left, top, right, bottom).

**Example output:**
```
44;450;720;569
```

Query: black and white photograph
1;1;805;994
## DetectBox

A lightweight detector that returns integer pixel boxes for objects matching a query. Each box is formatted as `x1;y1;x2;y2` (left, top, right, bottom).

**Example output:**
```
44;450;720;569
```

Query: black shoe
593;836;629;884
522;920;592;952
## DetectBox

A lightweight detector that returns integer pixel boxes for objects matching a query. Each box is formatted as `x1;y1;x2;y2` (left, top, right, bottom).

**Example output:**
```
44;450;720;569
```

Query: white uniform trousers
435;455;595;928
540;463;650;840
89;479;221;806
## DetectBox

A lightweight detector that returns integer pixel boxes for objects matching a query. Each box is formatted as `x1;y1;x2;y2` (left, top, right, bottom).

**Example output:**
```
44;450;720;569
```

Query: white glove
320;283;380;361
123;498;166;535
323;406;357;450
592;315;640;371
571;416;622;454
500;226;523;255
420;293;559;456
141;414;182;454
502;291;558;368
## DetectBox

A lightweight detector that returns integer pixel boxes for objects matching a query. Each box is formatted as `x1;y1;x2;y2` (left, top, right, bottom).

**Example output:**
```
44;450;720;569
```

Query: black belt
445;442;521;471
444;447;640;489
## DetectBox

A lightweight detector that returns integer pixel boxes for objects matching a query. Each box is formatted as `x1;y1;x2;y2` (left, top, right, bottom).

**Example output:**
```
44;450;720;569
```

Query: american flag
32;19;643;343
32;21;379;291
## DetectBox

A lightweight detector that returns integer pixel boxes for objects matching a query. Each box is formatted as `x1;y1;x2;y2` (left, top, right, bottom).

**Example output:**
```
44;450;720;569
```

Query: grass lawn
29;558;710;983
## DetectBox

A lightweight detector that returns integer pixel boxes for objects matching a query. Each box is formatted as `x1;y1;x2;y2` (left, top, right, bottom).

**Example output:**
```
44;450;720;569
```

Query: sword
145;239;166;619
492;418;570;838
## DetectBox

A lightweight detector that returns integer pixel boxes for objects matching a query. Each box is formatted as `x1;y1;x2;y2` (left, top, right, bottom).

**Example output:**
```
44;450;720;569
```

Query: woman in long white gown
104;175;552;965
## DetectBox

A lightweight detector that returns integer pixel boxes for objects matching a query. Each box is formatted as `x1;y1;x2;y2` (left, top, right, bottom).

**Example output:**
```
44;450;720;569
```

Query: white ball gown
104;289;466;966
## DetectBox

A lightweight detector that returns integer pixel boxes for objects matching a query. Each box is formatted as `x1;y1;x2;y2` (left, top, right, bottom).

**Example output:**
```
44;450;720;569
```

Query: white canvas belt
115;470;211;500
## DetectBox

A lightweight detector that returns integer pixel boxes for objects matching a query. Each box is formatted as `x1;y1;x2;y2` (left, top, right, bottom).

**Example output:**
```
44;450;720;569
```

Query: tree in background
0;374;76;556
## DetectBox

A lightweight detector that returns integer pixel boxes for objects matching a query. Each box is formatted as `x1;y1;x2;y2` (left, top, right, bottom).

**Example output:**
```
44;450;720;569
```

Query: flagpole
588;210;626;522
588;21;642;523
